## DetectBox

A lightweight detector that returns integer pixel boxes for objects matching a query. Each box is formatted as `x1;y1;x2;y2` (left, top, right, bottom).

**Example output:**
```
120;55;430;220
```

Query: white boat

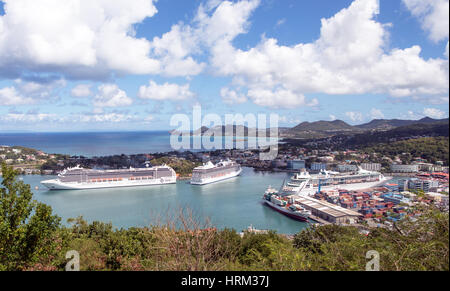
279;168;391;197
190;160;242;185
41;164;177;190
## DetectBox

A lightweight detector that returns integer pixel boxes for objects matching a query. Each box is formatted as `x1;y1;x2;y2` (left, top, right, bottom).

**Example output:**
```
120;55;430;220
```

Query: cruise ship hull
41;176;177;190
298;177;391;197
190;168;242;185
263;200;309;222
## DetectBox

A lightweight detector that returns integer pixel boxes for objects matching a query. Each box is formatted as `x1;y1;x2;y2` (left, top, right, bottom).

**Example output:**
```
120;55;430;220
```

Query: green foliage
0;163;61;270
151;157;201;177
364;137;449;165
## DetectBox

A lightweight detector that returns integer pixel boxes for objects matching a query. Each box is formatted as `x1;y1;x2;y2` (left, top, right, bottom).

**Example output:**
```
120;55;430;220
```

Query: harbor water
16;168;311;235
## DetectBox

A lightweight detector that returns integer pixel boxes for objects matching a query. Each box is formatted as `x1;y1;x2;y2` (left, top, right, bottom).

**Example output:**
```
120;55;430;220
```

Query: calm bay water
18;168;310;234
0;131;277;157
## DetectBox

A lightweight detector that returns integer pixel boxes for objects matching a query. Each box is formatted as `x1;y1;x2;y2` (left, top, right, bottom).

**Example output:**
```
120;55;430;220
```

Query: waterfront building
398;179;409;192
337;164;358;173
399;178;439;192
382;193;410;205
408;178;438;192
287;160;306;171
361;163;382;172
415;162;434;172
310;163;328;171
390;164;419;173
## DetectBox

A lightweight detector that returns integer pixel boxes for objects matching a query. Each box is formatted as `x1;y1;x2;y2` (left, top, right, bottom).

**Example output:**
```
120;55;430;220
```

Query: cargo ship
191;160;242;185
41;164;177;190
262;186;311;222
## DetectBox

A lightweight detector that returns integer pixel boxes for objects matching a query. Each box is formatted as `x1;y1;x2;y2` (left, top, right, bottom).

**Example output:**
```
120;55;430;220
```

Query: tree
0;163;61;270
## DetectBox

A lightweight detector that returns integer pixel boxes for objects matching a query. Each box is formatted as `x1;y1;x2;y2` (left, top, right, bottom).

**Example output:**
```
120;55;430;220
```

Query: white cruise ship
41;165;177;190
278;168;391;197
191;160;242;185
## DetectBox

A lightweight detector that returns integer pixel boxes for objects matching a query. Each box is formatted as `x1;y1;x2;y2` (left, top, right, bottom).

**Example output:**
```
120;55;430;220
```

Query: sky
0;0;448;132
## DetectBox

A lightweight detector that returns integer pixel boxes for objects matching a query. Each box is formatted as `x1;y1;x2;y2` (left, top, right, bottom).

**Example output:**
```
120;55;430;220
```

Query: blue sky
0;0;448;132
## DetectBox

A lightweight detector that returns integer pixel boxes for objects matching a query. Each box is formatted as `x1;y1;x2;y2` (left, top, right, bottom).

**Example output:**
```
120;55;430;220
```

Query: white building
390;164;419;173
361;163;381;172
337;164;358;172
311;163;327;171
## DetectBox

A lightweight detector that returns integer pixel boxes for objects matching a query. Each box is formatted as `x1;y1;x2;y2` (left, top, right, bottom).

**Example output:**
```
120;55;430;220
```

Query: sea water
16;168;310;234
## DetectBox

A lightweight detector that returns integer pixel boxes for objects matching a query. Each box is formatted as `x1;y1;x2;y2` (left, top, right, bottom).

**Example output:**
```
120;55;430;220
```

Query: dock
308;215;331;225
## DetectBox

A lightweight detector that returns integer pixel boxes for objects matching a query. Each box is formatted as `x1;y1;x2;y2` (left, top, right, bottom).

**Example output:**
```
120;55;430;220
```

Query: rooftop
294;195;362;218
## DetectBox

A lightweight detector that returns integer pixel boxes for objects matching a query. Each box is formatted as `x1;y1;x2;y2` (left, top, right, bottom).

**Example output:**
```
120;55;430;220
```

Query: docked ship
262;187;311;222
190;160;242;185
41;164;177;190
279;168;391;197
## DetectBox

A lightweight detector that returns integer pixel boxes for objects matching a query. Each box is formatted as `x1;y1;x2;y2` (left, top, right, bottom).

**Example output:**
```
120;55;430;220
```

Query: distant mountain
283;117;449;139
171;125;275;137
169;117;449;139
283;119;449;150
356;117;448;130
291;120;355;132
341;120;449;148
285;120;360;138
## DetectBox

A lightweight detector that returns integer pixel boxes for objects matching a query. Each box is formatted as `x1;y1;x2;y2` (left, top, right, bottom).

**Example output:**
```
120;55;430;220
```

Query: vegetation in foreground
0;163;448;271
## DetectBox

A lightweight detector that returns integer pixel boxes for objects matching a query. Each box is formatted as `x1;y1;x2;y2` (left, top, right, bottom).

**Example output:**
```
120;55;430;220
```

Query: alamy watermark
170;105;279;160
366;250;380;271
65;250;80;271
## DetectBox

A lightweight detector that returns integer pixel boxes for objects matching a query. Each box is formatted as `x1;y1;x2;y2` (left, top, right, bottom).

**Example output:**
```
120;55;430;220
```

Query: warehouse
294;195;363;224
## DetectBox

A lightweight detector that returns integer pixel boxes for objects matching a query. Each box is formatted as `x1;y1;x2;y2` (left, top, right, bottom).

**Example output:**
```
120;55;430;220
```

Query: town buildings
390;164;419;173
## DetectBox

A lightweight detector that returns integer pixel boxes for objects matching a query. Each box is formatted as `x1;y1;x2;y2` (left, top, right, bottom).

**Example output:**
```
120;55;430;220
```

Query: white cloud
76;113;138;123
370;108;385;119
0;112;58;123
276;18;286;27
203;0;448;108
71;84;92;98
93;84;132;107
0;78;65;105
402;0;449;43
247;88;308;108
345;111;364;123
0;87;34;105
423;108;447;119
138;81;195;101
0;0;206;78
329;114;337;121
220;87;247;105
143;115;155;124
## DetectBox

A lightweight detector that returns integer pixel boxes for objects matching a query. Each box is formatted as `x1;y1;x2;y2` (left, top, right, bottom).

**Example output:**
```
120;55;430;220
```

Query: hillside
283;120;449;150
169;117;449;139
342;121;450;148
284;117;449;139
363;137;449;165
356;117;448;130
291;120;355;132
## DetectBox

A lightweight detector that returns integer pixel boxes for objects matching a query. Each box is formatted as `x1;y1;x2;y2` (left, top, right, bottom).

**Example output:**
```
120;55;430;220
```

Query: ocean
0;131;278;157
